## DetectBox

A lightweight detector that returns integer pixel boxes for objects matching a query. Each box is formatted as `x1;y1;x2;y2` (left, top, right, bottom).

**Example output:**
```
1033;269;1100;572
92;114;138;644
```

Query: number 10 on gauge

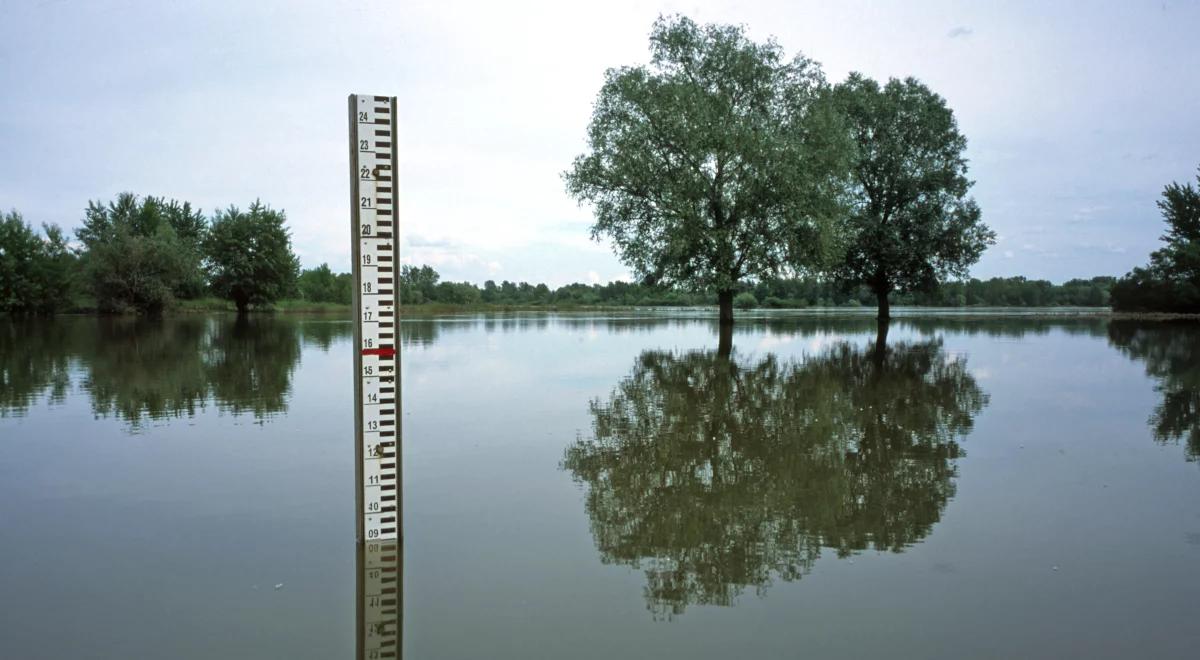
350;94;401;543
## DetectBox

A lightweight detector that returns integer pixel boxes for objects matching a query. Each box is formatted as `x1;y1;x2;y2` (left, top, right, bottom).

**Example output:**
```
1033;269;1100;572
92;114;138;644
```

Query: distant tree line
1;193;299;314
301;262;1115;309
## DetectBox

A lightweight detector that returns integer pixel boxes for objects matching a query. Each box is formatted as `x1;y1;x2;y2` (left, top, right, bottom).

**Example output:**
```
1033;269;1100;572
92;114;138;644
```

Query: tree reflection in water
1109;321;1200;462
0;316;318;426
563;337;989;617
204;317;302;419
81;317;212;424
0;318;73;416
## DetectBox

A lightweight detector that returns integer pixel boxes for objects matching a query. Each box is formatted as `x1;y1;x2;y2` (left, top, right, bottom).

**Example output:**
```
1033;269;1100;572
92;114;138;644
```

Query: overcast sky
2;0;1198;286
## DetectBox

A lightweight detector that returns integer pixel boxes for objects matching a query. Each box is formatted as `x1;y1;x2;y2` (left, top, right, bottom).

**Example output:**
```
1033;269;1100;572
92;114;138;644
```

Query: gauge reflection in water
357;539;401;659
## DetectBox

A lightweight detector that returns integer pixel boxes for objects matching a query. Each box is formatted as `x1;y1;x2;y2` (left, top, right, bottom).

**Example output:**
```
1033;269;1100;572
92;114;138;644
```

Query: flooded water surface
2;312;1199;659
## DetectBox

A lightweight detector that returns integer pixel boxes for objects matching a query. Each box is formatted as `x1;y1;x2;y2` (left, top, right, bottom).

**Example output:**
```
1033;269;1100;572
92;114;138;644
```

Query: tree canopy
1111;166;1200;312
297;262;352;304
0;211;74;314
830;74;994;318
75;193;205;314
203;201;299;314
564;15;852;325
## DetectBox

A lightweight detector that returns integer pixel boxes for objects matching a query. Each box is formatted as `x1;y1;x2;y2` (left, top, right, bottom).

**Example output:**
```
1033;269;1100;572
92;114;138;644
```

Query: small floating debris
274;583;284;590
1051;566;1059;572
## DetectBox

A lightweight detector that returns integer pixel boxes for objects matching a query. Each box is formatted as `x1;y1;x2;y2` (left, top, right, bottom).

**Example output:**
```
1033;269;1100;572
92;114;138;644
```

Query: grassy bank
172;297;352;314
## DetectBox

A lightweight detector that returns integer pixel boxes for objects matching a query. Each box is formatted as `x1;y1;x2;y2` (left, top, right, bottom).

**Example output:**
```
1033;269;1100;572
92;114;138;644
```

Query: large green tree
1111;167;1200;312
0;211;75;314
203;201;299;314
564;15;852;330
76;193;206;314
830;74;994;319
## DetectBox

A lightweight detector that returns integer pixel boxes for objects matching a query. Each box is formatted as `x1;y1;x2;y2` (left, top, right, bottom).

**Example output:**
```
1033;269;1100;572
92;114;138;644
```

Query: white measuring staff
350;93;403;659
350;94;401;544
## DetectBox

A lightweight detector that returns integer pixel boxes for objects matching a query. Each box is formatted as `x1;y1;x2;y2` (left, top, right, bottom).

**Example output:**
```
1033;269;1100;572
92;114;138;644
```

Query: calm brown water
1;312;1199;659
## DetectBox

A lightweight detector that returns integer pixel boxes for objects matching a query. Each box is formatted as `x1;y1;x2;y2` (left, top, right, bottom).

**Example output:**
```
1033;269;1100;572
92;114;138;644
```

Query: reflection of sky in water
1;313;1199;659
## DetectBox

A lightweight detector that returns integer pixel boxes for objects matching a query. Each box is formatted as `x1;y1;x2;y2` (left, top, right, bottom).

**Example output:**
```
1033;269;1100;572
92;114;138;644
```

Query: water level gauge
350;93;403;659
349;93;401;543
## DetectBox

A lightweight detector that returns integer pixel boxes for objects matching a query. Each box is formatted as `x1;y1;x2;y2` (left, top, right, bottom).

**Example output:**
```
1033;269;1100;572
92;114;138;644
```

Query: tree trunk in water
717;322;733;358
873;319;890;364
235;296;249;316
718;290;735;326
876;289;890;321
717;289;734;357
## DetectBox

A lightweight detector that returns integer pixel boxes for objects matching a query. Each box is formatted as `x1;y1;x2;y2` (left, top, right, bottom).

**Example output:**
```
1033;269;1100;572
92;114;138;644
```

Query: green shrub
0;211;75;314
298;263;340;303
76;194;206;314
733;292;758;309
1110;166;1200;312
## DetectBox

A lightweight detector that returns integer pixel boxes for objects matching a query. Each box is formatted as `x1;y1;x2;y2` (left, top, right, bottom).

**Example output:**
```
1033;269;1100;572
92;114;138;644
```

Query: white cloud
2;0;1198;285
